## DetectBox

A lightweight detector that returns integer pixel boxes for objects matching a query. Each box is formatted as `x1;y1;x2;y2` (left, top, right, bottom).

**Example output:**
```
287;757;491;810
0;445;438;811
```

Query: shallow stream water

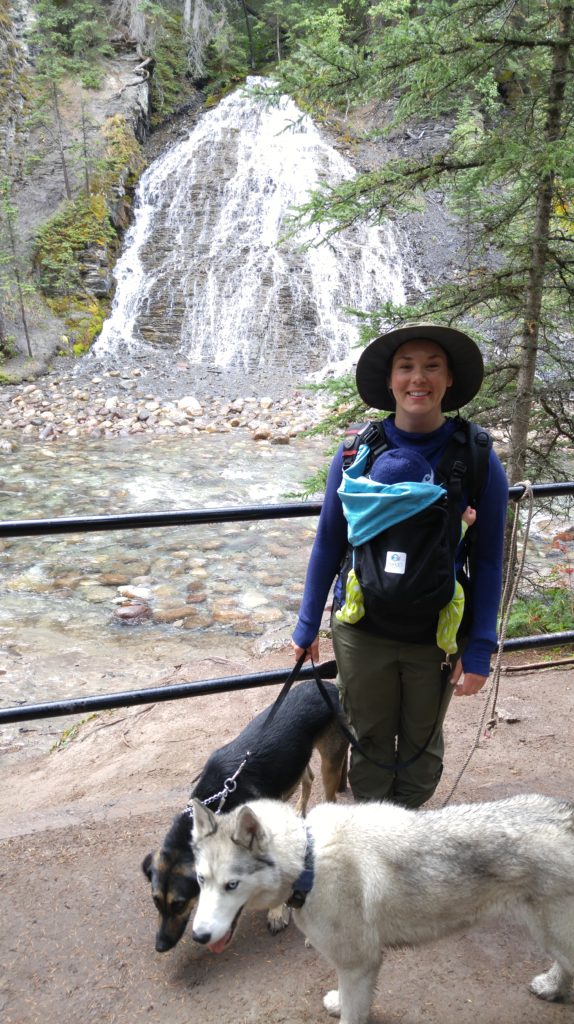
0;430;329;755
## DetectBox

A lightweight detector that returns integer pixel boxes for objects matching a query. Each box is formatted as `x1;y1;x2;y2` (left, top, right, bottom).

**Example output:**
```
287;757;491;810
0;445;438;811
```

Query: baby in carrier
336;447;476;655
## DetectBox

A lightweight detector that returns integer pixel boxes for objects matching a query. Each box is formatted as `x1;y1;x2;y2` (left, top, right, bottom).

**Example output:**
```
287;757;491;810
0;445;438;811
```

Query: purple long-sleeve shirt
292;416;509;677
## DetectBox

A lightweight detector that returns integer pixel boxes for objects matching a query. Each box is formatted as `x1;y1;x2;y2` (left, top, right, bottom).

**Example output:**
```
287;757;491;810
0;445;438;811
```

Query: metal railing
1;481;572;727
0;481;571;539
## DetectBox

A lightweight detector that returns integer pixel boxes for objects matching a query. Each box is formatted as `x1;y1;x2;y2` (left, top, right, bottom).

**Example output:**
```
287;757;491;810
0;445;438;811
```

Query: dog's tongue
208;931;232;954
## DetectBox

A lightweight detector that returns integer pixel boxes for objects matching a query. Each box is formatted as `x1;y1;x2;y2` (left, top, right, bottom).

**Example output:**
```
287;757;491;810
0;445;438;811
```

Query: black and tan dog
142;679;348;952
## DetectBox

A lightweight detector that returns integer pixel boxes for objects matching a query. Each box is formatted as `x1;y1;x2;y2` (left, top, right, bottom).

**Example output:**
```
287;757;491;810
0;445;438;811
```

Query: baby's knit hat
369;448;434;485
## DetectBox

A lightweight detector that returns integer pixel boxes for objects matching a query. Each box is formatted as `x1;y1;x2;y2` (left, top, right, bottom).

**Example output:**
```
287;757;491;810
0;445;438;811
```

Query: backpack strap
435;416;491;505
342;419;390;472
436;417;492;578
465;420;492;507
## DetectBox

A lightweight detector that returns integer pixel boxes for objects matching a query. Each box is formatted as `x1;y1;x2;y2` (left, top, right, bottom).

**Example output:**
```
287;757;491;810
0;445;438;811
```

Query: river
0;427;331;759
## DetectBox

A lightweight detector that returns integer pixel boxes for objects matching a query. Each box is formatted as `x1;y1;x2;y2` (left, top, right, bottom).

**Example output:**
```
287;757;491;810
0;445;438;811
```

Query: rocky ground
0;350;332;446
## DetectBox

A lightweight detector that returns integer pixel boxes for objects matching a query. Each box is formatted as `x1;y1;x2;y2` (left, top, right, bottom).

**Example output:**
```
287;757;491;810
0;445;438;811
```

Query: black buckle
450;458;466;480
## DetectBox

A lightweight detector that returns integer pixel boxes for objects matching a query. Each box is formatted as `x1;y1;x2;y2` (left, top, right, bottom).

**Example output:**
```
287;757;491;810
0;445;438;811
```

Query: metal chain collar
184;751;251;818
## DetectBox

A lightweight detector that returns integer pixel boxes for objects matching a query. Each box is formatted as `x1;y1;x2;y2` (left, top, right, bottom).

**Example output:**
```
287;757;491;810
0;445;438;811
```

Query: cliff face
0;0;155;378
0;4;459;382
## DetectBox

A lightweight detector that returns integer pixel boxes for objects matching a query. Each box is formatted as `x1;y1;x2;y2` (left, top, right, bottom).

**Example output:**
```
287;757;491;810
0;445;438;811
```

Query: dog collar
287;827;314;908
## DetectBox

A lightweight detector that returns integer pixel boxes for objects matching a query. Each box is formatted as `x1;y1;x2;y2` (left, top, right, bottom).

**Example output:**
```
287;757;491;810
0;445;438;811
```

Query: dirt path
1;648;573;1024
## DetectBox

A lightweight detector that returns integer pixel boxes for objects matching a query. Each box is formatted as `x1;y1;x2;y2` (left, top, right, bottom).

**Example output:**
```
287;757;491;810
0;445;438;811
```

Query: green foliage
53;292;109;352
0;0;27;111
0;177;34;357
273;0;574;482
34;192;114;350
95;114;146;191
198;5;259;99
51;712;98;751
0;331;17;362
28;0;113;85
507;585;574;638
34;193;115;294
131;2;199;122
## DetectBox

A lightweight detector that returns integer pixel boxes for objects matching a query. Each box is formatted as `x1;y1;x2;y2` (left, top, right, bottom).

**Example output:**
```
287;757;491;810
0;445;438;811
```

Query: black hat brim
355;323;484;412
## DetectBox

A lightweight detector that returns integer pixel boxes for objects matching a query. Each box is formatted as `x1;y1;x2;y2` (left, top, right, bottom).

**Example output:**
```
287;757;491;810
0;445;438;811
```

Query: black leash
185;654;311;815
310;657;451;773
260;651;307;731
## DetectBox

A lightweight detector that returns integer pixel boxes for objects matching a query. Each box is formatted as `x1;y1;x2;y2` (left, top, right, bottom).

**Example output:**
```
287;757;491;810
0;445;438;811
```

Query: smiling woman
388;339;453;432
292;322;509;810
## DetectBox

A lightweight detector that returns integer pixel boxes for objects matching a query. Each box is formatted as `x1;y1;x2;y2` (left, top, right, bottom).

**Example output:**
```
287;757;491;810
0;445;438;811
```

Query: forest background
0;0;573;496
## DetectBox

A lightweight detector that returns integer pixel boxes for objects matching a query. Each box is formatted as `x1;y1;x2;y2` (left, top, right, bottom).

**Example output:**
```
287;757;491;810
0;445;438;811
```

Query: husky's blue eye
196;874;204;885
225;880;239;891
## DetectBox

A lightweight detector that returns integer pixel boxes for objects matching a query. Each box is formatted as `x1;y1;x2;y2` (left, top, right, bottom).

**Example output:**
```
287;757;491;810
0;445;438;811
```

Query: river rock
114;603;152;622
97;572;132;586
177;396;203;415
152;605;199;623
240;589;269;609
252;426;271;440
251;606;284;622
117;585;154;601
0;364;328;446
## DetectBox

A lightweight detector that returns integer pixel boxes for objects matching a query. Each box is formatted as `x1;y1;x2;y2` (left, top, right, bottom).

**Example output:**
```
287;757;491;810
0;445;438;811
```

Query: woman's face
389;339;453;431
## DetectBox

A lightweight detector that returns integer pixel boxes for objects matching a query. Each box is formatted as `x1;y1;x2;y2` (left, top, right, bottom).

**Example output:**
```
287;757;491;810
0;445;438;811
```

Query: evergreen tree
30;0;112;81
277;0;574;483
0;179;33;358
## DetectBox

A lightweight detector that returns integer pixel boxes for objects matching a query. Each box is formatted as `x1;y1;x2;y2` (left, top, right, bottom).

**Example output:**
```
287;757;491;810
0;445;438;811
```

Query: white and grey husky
191;793;574;1024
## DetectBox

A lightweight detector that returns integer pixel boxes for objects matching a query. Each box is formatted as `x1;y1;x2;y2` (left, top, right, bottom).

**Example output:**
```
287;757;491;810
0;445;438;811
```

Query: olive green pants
332;616;454;808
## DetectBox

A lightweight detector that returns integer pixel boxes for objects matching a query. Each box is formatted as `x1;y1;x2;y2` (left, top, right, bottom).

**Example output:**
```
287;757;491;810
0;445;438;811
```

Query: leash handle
261;652;307;733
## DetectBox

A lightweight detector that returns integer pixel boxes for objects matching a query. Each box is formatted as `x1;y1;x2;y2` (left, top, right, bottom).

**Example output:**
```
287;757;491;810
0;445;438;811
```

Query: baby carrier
334;417;491;645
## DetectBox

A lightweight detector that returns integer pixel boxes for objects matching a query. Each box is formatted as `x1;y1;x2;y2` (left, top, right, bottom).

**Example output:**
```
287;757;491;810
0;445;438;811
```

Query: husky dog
142;680;348;952
191;794;574;1024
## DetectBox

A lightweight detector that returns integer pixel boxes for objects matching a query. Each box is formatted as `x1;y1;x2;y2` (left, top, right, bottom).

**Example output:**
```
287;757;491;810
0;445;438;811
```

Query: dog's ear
233;805;269;851
190;799;217;842
142;852;154;880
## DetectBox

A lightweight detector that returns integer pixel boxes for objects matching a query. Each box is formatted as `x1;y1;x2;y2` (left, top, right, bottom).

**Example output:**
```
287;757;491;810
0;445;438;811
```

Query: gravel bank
0;353;332;445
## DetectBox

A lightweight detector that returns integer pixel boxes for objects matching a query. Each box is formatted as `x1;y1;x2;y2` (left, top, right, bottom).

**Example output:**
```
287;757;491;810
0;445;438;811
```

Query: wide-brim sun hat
355;323;484;412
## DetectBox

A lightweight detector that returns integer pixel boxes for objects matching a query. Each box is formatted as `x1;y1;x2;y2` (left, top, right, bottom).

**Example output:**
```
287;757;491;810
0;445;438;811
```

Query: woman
292;324;508;808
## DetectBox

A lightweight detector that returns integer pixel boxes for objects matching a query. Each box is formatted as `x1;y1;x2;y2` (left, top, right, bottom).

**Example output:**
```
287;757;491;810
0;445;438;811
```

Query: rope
442;481;534;806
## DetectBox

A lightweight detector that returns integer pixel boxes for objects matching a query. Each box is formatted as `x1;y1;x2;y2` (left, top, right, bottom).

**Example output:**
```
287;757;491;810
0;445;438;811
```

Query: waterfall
93;79;417;374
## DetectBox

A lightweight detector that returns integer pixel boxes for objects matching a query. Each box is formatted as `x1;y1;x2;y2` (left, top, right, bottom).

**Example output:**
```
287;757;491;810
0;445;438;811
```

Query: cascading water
93;78;417;373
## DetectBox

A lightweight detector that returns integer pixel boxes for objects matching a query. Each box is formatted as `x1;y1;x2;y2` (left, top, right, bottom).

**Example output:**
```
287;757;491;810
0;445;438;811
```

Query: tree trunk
80;102;91;196
507;2;573;483
239;0;256;70
51;81;72;200
5;210;32;358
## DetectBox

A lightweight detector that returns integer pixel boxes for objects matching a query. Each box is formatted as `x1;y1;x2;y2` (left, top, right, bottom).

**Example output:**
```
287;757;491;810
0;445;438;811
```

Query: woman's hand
292;638;320;663
450;659;487;696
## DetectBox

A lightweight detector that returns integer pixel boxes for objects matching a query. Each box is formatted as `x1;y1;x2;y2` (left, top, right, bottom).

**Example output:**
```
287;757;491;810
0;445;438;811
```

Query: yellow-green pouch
436;579;465;655
335;567;365;624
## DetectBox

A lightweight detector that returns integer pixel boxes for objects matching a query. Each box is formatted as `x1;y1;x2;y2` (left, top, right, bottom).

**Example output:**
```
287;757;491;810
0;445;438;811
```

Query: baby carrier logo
385;550;407;575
